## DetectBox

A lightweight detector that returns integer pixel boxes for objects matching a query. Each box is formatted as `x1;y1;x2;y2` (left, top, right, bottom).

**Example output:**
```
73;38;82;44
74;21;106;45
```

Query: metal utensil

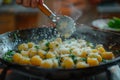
38;0;76;38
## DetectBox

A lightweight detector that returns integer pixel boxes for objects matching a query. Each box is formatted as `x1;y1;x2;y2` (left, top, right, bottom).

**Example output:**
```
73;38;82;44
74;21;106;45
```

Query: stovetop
0;68;115;80
0;64;120;80
5;70;108;80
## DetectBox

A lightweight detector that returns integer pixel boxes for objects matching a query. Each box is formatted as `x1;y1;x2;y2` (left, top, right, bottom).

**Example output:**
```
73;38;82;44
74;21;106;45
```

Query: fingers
38;0;44;5
16;0;39;8
31;0;37;8
23;0;31;7
16;0;22;4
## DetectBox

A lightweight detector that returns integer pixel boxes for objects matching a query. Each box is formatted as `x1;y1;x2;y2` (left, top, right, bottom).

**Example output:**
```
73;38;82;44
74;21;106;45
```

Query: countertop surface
0;4;39;13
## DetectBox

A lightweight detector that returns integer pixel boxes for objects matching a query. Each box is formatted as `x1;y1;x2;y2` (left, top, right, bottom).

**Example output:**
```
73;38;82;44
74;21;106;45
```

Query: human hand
16;0;43;8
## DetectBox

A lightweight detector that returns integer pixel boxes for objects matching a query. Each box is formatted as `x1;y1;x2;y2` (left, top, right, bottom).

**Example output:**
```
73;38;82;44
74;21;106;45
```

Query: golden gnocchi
31;55;42;66
4;38;115;69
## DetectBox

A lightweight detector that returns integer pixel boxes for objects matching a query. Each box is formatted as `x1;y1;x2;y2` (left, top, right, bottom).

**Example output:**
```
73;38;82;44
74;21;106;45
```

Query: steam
53;0;82;21
69;5;82;21
38;0;82;29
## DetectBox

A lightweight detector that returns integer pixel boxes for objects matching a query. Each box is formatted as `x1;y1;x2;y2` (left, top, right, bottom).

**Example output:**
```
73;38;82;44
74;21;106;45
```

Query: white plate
92;19;120;32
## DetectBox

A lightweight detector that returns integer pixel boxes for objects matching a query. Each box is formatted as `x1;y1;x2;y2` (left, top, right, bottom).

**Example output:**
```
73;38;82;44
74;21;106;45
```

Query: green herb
44;47;50;51
69;54;77;63
73;58;78;64
45;42;50;47
14;33;18;39
16;50;21;53
80;58;87;62
6;50;15;56
102;59;111;63
2;50;15;62
56;56;60;59
69;54;76;59
108;17;120;29
56;56;61;66
3;55;13;62
70;49;73;53
87;41;94;48
86;41;90;45
34;46;40;50
102;59;106;63
56;44;59;47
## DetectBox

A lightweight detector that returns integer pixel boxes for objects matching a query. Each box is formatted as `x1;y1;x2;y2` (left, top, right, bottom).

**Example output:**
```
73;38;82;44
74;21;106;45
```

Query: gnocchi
31;55;42;66
4;38;115;69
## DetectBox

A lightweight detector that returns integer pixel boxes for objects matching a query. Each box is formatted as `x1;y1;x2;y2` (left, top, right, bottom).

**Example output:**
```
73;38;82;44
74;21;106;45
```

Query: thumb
37;0;44;5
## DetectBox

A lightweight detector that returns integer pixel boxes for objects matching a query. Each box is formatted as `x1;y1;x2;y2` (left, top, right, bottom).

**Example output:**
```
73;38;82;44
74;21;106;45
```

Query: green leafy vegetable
70;49;73;53
16;50;21;53
56;44;59;47
80;58;87;62
14;33;18;39
69;54;76;59
86;41;94;48
56;56;61;66
34;46;40;50
2;50;15;62
108;17;120;29
102;59;111;63
102;59;107;63
69;54;77;63
45;42;50;47
44;47;50;51
5;50;15;56
3;55;13;62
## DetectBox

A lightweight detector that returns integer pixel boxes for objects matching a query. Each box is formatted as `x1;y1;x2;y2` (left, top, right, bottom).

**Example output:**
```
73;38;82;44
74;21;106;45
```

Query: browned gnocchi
5;38;115;69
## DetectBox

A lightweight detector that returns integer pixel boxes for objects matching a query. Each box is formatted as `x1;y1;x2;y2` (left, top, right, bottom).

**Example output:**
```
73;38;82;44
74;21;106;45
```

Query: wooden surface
15;13;39;30
0;14;15;34
76;6;120;26
0;13;39;34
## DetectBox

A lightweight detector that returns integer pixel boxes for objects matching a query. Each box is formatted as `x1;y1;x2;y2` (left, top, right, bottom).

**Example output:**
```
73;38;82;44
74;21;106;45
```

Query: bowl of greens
92;17;120;31
108;17;120;29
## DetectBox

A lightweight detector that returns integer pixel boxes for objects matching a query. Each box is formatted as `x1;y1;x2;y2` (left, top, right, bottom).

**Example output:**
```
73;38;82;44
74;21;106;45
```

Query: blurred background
0;0;120;34
0;0;120;79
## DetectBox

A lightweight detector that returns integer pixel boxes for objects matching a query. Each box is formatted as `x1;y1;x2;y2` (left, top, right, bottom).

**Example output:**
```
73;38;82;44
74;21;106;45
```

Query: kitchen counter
0;4;39;14
0;3;120;34
0;4;40;34
76;5;120;27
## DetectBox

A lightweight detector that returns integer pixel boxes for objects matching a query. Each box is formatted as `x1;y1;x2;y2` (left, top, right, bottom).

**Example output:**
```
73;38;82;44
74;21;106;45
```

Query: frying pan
0;26;120;80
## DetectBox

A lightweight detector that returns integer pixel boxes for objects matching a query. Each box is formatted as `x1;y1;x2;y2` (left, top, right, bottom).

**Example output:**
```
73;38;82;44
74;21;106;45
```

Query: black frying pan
0;26;120;80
